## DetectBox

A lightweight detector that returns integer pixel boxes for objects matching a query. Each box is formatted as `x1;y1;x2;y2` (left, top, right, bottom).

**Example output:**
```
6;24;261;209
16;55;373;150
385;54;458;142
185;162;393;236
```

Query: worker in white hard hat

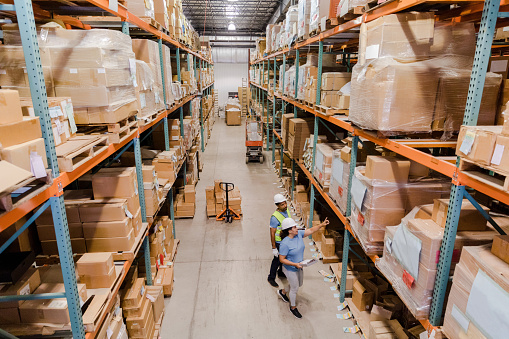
267;193;291;288
278;216;329;319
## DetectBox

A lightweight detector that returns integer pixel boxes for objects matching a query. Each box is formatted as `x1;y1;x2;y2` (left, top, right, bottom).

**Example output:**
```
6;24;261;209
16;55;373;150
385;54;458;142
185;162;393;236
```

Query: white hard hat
281;218;297;230
274;194;286;204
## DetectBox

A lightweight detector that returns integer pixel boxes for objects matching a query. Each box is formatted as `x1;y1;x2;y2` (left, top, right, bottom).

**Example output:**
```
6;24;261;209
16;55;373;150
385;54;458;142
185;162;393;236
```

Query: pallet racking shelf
0;0;215;336
250;0;509;335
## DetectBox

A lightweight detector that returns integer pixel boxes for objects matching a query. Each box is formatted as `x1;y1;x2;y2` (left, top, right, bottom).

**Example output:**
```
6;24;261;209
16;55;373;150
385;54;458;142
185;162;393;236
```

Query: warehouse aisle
161;116;353;338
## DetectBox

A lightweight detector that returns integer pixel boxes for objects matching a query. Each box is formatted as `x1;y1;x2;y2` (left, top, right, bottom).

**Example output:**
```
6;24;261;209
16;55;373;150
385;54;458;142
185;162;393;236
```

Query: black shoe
268;279;279;288
278;289;289;303
278;271;286;279
290;307;302;318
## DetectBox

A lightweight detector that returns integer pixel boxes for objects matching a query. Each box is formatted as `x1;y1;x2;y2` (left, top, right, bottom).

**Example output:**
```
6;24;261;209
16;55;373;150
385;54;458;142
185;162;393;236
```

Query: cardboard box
0;138;48;172
79;265;116;289
76;252;114;277
78;200;129;222
19;283;87;324
126;293;154;338
491;235;509;264
123;278;146;308
184;185;195;203
491;134;509;174
41;238;87;255
146;285;164;323
83;217;133;238
0;307;20;324
321;233;336;257
73;100;139;125
432;199;488;231
85;229;135;252
205;186;214;201
142;165;157;183
352;279;374;311
92;167;138;199
365;156;410;183
36;223;83;241
0;117;41;148
0;267;40;308
456;125;502;166
123;294;149;319
0;89;23;125
226;109;241;125
154;266;173;296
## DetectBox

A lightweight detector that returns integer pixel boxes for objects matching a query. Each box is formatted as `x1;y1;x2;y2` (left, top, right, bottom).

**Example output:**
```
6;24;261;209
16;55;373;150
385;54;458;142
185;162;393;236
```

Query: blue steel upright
14;0;85;335
272;57;277;163
429;0;501;325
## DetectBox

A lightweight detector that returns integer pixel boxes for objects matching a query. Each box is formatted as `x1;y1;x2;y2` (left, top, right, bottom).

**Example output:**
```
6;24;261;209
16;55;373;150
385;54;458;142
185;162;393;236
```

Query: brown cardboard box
491;134;509;174
415;204;433;219
432;199;488;231
492;235;509;264
85;229;135;252
205;186;214;201
369;320;396;339
83;217;133;238
321;73;335;91
0;307;20;324
92;167;138;199
288;118;313;136
321;233;336;257
456;125;502;166
0;138;48;172
79;265;116;289
0;117;41;148
123;278;146;308
73;100;139;125
352;279;374;312
126;293;154;338
0;89;23;124
154;266;174;296
123;294;149;319
184;185;195;203
365;156;410;183
79;200;129;222
226;109;241;125
0;267;40;308
132;207;143;237
146;285;164;323
142;165;157;183
36;201;81;225
19;283;87;324
36;223;83;241
76;252;114;276
41;238;87;255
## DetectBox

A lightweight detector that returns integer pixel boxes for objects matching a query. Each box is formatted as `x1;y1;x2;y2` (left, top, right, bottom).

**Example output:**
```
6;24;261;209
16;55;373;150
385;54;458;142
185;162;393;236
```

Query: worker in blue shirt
278;217;329;318
267;194;291;288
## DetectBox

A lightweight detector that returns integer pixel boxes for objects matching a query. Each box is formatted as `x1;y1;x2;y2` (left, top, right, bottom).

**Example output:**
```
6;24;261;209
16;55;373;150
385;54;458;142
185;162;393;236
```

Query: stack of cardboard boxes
0;267;41;325
313;143;344;190
225;99;242;126
123;278;156;338
349;156;451;256
0;90;47;173
142;165;163;218
377;199;497;319
76;252;116;289
287;118;314;159
174;185;196;218
319;72;351;109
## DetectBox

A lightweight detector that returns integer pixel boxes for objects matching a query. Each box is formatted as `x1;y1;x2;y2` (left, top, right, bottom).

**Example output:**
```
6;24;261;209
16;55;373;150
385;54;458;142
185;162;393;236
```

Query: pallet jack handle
216;182;241;223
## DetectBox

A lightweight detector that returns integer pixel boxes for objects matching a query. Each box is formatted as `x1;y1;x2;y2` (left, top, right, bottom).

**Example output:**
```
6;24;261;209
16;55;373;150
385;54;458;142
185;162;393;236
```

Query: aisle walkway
161;116;354;338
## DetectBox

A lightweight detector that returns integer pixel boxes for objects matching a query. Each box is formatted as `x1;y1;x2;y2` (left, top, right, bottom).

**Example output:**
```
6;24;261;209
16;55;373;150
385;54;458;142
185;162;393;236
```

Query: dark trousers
268;242;283;281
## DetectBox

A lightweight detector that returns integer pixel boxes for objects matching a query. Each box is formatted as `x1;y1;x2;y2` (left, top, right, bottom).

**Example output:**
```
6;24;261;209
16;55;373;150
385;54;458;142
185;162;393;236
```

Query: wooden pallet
337;5;364;23
56;135;109;172
140;17;162;30
459;158;509;191
77;118;137;144
315;105;349;116
315;241;340;263
0;170;52;213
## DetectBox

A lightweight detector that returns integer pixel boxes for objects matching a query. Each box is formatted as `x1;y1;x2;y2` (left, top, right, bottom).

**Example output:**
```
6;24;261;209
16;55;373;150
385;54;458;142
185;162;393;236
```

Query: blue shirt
279;230;306;272
270;210;289;243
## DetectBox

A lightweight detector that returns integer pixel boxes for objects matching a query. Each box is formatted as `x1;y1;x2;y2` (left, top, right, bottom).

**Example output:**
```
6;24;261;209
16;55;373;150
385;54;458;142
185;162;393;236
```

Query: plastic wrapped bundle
285;5;298;45
434;70;501;136
125;0;155;21
329;151;360;213
314;143;344;188
443;245;509;339
349;167;450;255
135;60;164;118
430;22;476;59
161;45;174;106
349;58;439;134
376;213;497;319
298;0;311;38
284;66;296;97
271;25;281;52
132;39;163;88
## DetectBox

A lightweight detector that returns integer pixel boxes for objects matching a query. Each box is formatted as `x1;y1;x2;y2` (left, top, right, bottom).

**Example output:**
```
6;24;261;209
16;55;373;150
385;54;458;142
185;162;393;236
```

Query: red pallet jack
216;182;241;223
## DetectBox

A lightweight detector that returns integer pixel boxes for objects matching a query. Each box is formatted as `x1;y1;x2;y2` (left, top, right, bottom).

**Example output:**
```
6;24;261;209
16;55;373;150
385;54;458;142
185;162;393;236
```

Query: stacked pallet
174;185;196;218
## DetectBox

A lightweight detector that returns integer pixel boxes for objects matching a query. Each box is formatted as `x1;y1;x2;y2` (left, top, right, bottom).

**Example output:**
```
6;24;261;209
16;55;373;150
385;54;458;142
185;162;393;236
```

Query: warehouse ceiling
183;0;280;36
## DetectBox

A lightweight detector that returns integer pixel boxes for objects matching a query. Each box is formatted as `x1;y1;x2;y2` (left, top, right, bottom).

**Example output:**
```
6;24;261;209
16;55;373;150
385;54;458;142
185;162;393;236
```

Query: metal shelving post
176;48;187;183
339;135;359;302
11;0;86;329
294;49;299;116
429;0;501;325
266;71;270;152
199;59;205;152
281;54;286;121
272;57;277;163
158;39;170;152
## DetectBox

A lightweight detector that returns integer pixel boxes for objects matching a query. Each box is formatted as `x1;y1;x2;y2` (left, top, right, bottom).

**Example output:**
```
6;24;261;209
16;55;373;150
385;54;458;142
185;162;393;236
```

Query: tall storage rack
250;0;509;335
0;0;213;337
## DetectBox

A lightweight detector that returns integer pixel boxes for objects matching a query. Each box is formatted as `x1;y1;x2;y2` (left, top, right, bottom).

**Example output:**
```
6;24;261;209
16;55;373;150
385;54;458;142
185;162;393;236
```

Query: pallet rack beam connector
13;0;86;335
121;20;129;35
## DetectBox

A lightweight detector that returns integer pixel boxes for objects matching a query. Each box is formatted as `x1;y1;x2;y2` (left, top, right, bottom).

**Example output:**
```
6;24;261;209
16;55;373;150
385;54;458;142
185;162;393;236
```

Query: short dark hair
280;228;290;240
276;201;286;207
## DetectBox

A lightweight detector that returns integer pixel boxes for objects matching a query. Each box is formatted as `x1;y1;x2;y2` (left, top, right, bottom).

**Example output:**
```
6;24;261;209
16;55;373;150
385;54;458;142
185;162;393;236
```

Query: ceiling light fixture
228;22;236;30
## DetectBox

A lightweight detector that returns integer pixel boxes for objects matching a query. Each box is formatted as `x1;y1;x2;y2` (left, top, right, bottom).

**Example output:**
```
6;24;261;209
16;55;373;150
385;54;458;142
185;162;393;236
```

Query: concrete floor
161;116;356;338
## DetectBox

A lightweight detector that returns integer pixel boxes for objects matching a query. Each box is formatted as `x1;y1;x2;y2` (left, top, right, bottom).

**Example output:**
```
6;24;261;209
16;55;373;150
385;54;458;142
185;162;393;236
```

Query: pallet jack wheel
259;155;264;163
246;157;249;164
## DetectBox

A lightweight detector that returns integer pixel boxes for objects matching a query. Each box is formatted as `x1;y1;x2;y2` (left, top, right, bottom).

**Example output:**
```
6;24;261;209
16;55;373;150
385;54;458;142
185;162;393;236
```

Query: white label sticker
140;285;145;296
19;283;30;296
30;152;47;178
98;68;106;74
70;68;78;74
146;293;156;303
134;177;138;195
106;327;113;339
108;0;118;12
140;93;146;109
124;205;133;219
48;299;67;308
385;237;392;254
451;304;470;333
55;119;63;134
491;59;509;73
156;278;162;284
459;130;476;155
0;69;6;75
365;44;380;60
491;144;505;166
49;106;60;119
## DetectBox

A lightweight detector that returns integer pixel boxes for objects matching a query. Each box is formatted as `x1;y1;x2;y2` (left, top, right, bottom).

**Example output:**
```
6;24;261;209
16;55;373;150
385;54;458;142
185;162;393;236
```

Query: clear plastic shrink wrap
442;245;509;339
349;57;440;134
349;167;450;256
285;5;298;45
314;143;344;187
297;0;311;38
135;60;165;118
376;212;497;319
